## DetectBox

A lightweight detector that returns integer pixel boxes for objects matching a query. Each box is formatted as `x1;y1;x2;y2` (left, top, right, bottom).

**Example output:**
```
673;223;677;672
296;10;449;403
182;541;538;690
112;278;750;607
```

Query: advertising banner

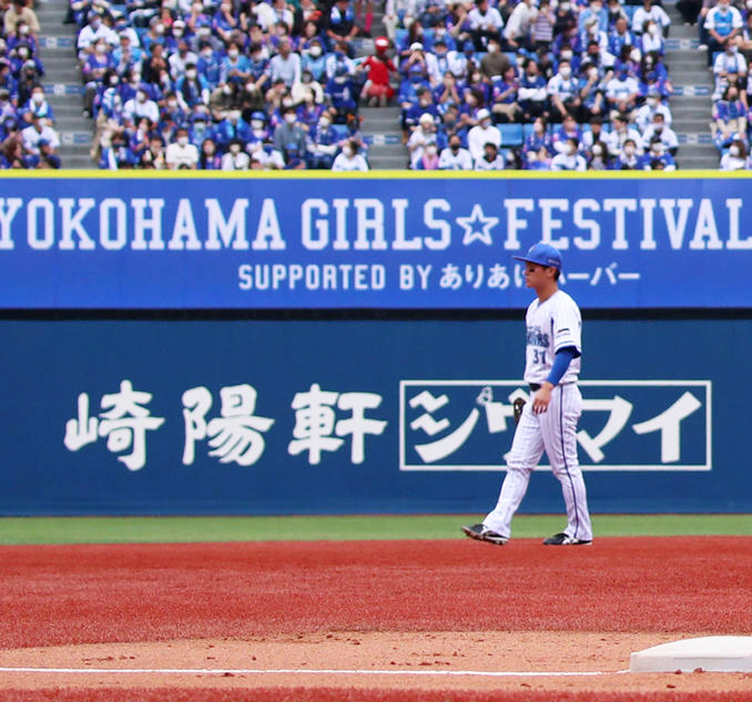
0;318;743;515
0;173;749;309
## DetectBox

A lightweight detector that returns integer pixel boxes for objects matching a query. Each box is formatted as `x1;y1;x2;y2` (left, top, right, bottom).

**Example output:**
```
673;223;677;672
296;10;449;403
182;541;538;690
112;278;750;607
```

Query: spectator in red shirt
361;37;397;106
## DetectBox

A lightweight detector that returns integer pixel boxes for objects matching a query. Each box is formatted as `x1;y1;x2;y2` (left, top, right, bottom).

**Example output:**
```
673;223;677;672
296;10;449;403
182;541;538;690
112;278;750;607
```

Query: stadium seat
498;123;523;146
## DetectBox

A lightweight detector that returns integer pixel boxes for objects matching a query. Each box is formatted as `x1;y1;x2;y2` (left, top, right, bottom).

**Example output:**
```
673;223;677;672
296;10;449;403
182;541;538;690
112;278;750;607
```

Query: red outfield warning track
1;537;751;701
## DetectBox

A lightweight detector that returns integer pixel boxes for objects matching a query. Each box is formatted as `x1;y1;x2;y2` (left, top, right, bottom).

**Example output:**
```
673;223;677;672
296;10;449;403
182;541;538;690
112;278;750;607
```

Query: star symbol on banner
455;205;499;246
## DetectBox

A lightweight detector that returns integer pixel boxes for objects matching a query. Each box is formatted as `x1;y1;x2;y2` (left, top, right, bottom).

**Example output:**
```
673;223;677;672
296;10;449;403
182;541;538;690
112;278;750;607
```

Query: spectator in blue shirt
220;42;251;85
326;64;359;123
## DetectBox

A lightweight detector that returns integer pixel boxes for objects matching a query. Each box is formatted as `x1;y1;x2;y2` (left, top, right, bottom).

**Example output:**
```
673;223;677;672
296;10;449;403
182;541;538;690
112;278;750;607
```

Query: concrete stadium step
672;117;713;130
664;51;707;66
39;46;77;62
369;154;408;169
670;24;700;40
361;106;402;132
53;102;89;117
43;67;83;83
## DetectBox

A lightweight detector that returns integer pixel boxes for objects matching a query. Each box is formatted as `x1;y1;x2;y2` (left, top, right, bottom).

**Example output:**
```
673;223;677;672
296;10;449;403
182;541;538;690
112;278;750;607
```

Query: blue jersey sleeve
545;346;578;386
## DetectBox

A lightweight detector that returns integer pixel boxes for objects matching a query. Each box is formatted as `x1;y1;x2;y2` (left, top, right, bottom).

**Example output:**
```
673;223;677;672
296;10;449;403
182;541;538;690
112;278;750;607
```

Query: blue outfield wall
0;317;743;516
0;173;747;515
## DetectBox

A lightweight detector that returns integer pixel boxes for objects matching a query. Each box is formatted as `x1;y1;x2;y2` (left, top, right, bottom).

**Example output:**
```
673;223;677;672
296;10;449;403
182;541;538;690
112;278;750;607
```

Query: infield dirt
1;537;751;701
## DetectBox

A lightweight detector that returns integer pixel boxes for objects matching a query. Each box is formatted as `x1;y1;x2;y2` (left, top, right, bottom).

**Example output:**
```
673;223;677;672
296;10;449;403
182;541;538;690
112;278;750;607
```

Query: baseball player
462;242;593;546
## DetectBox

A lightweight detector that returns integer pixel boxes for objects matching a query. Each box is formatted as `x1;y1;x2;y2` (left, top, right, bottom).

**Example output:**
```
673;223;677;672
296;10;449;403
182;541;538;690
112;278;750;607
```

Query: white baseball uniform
482;289;593;541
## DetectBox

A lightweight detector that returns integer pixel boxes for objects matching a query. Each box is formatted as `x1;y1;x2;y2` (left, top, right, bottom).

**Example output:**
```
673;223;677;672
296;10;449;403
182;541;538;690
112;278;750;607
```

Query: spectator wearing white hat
467;108;501;163
407;112;438;168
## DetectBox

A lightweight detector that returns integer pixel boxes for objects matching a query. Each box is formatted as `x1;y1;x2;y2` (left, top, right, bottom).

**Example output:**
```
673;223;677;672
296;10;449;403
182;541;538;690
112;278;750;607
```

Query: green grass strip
0;514;750;545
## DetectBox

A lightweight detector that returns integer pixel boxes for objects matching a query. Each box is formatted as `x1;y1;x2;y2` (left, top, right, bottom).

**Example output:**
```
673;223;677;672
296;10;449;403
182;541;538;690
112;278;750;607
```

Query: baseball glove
513;397;526;425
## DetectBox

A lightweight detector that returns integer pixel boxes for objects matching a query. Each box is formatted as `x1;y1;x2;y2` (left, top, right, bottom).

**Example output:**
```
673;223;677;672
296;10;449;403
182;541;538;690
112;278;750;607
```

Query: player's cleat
461;524;508;545
543;532;592;546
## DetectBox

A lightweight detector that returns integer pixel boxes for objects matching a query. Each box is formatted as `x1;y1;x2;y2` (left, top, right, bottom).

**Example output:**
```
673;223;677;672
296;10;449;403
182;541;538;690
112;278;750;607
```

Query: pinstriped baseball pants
483;383;593;541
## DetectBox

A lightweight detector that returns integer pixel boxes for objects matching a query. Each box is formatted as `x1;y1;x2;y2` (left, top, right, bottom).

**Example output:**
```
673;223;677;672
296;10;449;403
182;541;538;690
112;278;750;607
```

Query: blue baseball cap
513;243;562;269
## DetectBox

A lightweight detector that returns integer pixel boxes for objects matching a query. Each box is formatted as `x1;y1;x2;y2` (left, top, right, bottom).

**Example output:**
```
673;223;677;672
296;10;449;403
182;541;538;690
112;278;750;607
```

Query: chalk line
0;666;629;677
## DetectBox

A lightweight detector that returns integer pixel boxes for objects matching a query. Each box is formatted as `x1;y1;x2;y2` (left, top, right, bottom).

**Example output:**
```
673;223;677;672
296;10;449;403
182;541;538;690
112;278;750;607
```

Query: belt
529;382;575;392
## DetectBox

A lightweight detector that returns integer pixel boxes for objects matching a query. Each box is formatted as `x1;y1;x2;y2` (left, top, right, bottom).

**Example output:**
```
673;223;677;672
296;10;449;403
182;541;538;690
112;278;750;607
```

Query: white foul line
0;666;629;677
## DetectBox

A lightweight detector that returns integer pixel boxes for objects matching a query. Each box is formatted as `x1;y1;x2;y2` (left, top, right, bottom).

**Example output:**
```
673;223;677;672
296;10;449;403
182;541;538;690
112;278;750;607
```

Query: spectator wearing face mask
605;61;639;121
640;136;676;169
165;126;199;168
550;137;587;170
635;88;672;132
123;86;160;126
7;21;38;57
713;37;747;83
220;42;251;85
474;140;505;169
578;61;605;122
438;133;474;169
273;105;307;155
197;43;222;87
112;34;144;81
414;141;441;169
609;17;637;58
332;138;369;170
168;39;198;81
587;140;610;169
522;116;554;166
407;112;438;168
174;63;210;111
504;0;538;51
326;65;359;124
21;84;54;126
480;37;512;81
518;59;548;121
246;110;271;152
641;20;665;55
77;11;118;62
222;137;251;170
467;108;501;163
547;58;582;122
307;113;339;169
711;84;746;146
579;0;608;35
4;0;39;38
467;0;504;51
720;138;749;168
552;113;582;153
616;137;640;169
269;37;302;87
631;0;670;36
22;114;59;155
640;111;678;154
301;39;327;82
702;0;741;62
214;108;252;148
608;114;643;157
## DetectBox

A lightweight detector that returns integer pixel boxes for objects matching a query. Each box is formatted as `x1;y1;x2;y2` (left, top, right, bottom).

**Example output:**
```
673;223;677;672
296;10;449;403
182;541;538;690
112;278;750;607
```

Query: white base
630;636;752;673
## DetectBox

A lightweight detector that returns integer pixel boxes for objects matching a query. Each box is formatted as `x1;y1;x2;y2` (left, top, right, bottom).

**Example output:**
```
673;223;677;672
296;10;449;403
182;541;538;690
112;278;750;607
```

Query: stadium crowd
0;0;62;168
3;0;752;168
